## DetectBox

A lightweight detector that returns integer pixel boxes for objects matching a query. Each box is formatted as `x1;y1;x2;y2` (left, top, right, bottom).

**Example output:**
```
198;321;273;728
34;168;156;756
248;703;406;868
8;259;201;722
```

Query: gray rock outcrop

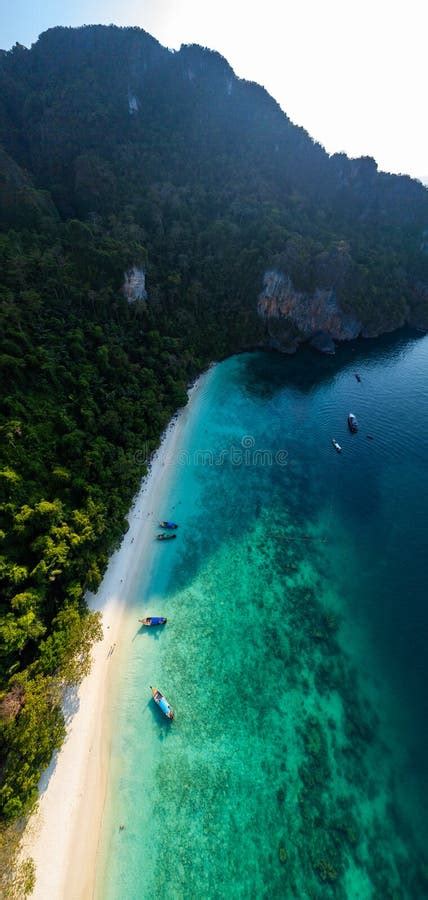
258;270;362;353
123;267;147;302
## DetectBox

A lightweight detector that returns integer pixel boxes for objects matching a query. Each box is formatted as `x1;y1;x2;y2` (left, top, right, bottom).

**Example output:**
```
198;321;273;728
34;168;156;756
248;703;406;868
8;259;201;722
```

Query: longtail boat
150;686;174;719
139;616;167;627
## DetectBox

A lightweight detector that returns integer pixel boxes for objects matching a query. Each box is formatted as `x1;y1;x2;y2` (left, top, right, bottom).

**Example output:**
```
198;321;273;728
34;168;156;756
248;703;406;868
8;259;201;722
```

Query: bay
97;331;428;899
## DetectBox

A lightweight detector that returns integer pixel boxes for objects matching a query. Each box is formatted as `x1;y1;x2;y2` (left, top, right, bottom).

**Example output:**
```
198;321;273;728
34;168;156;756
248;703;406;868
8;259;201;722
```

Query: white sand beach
21;376;206;900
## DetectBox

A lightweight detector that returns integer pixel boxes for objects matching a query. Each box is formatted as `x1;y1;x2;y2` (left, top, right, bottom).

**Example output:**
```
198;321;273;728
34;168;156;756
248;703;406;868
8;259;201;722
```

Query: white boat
348;413;358;433
332;439;342;453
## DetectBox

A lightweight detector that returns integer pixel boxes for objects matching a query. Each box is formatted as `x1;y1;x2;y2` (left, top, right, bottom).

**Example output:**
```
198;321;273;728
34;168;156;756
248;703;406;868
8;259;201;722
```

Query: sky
0;0;426;181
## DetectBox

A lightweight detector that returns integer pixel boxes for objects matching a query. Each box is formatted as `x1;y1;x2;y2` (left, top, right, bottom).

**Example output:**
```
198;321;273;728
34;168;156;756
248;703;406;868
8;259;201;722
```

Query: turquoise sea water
97;333;428;899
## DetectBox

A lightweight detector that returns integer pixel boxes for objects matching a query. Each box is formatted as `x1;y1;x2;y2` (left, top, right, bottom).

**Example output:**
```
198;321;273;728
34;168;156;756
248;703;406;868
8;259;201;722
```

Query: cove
96;331;428;899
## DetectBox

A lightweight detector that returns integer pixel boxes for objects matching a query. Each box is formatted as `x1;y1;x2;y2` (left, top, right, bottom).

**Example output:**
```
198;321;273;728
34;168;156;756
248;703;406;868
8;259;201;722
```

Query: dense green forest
0;24;427;876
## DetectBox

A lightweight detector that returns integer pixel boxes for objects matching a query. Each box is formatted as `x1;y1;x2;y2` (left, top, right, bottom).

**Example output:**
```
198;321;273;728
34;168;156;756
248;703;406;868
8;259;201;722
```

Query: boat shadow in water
146;698;175;735
134;624;166;641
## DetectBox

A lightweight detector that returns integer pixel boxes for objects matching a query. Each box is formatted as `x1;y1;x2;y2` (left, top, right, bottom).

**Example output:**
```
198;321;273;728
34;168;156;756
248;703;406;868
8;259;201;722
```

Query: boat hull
140;617;167;626
150;686;174;719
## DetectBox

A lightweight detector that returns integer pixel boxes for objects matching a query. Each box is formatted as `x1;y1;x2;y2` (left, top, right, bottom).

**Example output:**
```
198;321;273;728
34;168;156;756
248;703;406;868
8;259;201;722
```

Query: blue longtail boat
139;616;167;627
150;686;174;720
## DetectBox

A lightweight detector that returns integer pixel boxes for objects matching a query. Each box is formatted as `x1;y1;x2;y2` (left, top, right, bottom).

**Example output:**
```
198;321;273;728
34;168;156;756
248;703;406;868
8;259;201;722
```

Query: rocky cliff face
123;266;147;302
258;270;362;353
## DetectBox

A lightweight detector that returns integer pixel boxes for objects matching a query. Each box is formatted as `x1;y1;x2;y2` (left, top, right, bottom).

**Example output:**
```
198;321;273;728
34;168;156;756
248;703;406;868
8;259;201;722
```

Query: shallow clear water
97;332;428;899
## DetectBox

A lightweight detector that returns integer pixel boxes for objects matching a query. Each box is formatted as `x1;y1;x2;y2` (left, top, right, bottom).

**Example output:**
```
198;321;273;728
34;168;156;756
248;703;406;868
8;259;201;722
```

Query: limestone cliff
258;270;362;353
123;266;147;302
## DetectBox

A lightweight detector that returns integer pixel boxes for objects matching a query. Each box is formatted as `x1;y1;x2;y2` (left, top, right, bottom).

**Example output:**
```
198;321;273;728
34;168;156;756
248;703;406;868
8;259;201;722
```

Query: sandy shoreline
21;375;206;900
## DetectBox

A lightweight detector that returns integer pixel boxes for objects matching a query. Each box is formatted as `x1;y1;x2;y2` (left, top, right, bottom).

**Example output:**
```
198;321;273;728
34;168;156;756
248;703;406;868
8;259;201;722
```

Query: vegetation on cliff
0;23;427;849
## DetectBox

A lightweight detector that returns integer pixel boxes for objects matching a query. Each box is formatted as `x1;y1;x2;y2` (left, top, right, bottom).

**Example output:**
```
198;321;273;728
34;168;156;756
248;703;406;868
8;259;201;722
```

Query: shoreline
21;374;208;900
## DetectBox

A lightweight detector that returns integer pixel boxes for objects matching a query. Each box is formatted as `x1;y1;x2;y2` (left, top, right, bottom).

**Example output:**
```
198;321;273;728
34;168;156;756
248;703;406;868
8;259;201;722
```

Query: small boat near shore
150;686;174;719
159;520;178;529
348;413;358;433
156;533;177;541
332;439;342;453
139;616;167;627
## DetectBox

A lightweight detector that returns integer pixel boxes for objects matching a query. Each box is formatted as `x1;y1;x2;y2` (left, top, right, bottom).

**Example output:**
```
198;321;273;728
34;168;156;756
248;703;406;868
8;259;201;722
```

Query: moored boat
355;373;361;382
348;413;358;433
332;439;342;453
156;533;177;541
150;686;174;719
139;616;167;626
159;520;178;529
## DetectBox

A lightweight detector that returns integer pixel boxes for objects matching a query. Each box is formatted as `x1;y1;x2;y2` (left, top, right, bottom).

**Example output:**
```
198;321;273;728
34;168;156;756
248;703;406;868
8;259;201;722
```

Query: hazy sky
0;0;426;180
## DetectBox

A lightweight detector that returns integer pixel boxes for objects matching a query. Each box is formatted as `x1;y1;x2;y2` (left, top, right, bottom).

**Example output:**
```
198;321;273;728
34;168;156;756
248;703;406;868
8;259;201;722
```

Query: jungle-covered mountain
1;25;428;342
0;23;427;848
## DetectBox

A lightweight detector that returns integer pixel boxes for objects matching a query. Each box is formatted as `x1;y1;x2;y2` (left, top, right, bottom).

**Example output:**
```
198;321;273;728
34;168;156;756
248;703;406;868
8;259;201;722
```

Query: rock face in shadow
406;282;428;331
310;332;336;354
257;270;362;353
